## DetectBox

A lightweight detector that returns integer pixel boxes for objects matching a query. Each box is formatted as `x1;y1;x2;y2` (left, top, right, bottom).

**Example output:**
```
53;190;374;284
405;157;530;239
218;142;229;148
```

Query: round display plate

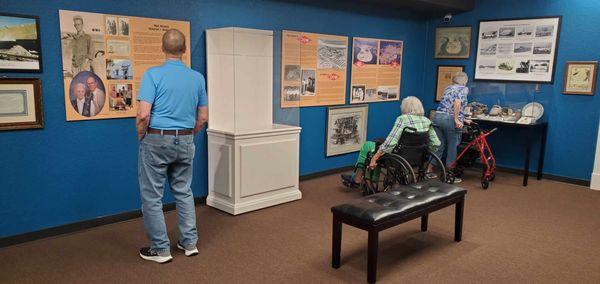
522;102;544;120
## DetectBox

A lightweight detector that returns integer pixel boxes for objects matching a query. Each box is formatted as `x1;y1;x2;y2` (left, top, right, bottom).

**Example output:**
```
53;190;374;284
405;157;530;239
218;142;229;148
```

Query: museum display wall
0;0;427;238
422;0;600;181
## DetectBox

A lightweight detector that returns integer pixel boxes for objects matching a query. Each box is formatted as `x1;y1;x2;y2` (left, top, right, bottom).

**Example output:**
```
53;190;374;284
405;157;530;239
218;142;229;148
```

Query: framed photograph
0;13;43;72
474;16;561;83
0;78;44;131
326;104;368;157
563;61;598;95
434;26;471;59
435;65;464;102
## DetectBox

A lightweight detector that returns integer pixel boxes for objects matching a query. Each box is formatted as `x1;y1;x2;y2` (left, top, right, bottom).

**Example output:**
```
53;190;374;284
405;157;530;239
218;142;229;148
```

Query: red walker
447;123;497;189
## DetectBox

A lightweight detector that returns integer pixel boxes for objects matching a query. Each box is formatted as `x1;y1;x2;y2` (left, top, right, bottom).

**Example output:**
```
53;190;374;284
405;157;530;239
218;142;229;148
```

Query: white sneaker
177;241;199;257
452;177;463;184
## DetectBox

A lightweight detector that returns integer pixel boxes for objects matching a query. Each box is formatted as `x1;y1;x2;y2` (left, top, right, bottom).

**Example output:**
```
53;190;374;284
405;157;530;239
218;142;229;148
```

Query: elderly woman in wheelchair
341;96;445;194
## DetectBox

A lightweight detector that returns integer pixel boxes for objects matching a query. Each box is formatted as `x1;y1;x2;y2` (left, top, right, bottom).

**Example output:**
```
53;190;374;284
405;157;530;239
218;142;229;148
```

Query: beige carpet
1;170;599;283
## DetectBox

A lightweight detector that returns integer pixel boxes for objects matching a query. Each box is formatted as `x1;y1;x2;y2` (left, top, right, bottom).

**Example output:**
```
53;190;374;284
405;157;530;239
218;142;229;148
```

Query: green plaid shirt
379;114;441;153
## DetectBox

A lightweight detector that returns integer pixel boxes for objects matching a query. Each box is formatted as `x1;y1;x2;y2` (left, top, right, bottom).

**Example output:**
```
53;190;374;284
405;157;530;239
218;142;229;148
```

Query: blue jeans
434;113;462;167
138;133;198;253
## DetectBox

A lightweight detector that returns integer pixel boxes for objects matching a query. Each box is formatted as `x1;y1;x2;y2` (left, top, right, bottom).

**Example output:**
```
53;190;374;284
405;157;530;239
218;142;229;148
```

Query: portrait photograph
0;78;43;131
563;61;598;95
0;13;42;72
301;69;316;96
118;17;129;36
105;16;117;36
69;71;106;117
59;10;106;78
351;85;366;101
434;26;471;59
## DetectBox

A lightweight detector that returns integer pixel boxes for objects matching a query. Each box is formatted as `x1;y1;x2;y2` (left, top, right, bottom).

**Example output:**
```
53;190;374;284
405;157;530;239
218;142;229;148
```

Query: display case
206;27;301;215
466;82;548;124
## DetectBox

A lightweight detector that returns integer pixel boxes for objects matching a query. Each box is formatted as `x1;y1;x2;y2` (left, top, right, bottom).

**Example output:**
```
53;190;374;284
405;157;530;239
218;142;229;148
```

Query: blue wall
423;0;600;181
0;0;426;237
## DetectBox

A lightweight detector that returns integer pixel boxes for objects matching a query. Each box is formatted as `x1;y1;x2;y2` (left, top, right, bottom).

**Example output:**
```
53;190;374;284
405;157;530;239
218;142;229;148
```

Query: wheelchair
358;127;447;195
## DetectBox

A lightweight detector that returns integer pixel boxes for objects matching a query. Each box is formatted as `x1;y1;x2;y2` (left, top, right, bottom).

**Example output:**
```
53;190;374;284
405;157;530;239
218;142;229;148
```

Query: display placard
281;30;348;108
474;16;561;83
350;37;403;104
59;10;191;121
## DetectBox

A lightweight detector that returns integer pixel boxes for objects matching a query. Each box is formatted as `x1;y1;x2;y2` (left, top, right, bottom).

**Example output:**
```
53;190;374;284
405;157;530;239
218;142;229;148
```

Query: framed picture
563;61;598;95
435;65;464;102
326;104;368;157
0;78;44;131
434;26;471;59
0;13;43;72
474;16;561;83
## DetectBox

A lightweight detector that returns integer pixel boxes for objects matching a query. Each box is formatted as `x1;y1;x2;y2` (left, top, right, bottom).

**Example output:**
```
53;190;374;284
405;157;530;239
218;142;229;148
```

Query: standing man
70;15;94;75
86;76;105;113
136;29;208;263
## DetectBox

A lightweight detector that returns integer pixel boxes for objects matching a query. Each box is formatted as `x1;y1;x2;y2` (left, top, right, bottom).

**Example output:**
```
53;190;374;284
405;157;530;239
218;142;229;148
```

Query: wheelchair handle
404;126;417;132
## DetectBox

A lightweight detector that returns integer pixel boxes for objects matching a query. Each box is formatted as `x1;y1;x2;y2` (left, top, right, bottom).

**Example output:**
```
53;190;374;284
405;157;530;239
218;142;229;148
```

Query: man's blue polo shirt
137;59;207;130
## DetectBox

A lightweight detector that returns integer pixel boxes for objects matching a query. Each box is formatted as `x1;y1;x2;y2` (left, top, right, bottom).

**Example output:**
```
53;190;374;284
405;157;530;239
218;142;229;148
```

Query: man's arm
193;106;208;134
136;101;152;141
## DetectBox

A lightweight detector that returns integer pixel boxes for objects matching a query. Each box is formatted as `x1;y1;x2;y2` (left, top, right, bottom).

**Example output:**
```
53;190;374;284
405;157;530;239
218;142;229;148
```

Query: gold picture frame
0;78;44;131
562;61;597;95
434;26;471;59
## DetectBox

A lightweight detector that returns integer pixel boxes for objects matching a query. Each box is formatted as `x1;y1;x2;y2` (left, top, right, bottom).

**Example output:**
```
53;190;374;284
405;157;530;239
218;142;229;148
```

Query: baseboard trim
299;166;354;181
491;166;590;187
0;197;206;249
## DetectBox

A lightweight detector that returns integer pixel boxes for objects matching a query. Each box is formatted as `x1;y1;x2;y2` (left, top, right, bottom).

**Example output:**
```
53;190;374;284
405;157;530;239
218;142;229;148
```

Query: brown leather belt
147;128;193;135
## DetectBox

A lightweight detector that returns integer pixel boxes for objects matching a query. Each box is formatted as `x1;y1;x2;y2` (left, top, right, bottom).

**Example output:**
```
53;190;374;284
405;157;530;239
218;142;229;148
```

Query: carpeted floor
1;170;599;283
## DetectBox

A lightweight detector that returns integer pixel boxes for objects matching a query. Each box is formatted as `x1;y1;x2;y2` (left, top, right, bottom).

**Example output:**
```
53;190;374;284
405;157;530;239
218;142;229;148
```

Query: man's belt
147;128;193;136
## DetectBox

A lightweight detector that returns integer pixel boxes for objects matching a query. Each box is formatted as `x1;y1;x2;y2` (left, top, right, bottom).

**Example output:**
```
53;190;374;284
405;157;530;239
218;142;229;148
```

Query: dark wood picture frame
434;26;472;59
562;61;598;96
473;16;562;84
0;78;44;131
435;65;464;102
0;12;43;73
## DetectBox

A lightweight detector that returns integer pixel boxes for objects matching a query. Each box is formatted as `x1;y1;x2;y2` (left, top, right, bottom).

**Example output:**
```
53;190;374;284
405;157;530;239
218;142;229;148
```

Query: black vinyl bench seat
331;181;467;283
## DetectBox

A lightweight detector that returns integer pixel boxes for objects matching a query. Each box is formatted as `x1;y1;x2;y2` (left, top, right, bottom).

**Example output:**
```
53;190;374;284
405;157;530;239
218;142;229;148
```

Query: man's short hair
73;15;83;24
162;29;186;56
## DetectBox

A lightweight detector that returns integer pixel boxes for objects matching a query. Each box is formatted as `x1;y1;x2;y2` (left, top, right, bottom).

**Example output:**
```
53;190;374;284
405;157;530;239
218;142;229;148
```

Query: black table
472;119;548;186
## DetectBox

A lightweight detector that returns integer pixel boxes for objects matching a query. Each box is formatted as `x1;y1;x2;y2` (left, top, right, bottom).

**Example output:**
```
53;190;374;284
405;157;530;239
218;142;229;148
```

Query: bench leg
421;214;429;232
455;198;464;242
332;215;342;268
367;230;379;283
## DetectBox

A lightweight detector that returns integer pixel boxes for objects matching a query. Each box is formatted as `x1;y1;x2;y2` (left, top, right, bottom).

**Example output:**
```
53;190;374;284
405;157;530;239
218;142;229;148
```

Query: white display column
205;27;302;214
591;121;600;190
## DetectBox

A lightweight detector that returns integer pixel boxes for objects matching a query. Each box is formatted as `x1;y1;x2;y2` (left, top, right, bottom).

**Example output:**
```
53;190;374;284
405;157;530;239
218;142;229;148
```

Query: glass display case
466;82;548;124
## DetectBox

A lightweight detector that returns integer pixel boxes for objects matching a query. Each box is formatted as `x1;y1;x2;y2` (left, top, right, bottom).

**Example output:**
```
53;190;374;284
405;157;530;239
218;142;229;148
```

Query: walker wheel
481;176;490;189
489;172;495;181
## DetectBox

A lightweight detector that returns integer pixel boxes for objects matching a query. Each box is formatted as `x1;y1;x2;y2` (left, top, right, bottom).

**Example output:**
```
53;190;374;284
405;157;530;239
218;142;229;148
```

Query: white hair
452;71;468;85
401;96;424;116
74;83;86;91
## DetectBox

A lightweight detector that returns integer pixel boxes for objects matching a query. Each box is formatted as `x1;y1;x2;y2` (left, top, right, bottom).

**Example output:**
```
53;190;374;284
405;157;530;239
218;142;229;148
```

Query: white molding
207;188;301;215
592;121;600;190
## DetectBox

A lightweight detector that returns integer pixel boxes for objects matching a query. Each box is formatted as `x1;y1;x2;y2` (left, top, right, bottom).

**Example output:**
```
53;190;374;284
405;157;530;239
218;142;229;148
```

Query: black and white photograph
326;104;368;156
513;42;533;54
499;27;515;38
478;59;496;73
300;69;316;96
516;60;530;73
106;59;132;80
59;10;106;78
0;13;42;72
317;39;347;69
351;85;365;101
530;60;550;73
533;42;552;54
387;87;398;100
481;29;498;40
118;17;129;36
284;64;301;81
475;16;561;82
480;43;497;55
497;43;513;55
535;25;554;37
105;16;117;36
496;59;514;74
376;86;389;100
516;25;534;37
283;86;300;102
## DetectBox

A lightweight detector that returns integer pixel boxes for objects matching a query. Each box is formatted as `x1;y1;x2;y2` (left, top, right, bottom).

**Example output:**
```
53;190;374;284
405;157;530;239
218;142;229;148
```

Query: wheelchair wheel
421;150;447;183
364;155;415;194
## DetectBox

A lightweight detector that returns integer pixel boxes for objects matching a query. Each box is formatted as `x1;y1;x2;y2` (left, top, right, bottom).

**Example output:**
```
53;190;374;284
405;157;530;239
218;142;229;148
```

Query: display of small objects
465;101;538;124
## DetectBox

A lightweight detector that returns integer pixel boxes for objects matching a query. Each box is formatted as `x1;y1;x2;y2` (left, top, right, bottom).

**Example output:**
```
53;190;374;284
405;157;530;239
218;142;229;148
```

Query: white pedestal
207;125;302;214
591;122;600;190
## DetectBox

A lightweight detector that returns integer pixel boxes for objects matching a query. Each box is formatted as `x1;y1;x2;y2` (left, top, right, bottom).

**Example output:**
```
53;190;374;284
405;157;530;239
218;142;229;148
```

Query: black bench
331;181;467;283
